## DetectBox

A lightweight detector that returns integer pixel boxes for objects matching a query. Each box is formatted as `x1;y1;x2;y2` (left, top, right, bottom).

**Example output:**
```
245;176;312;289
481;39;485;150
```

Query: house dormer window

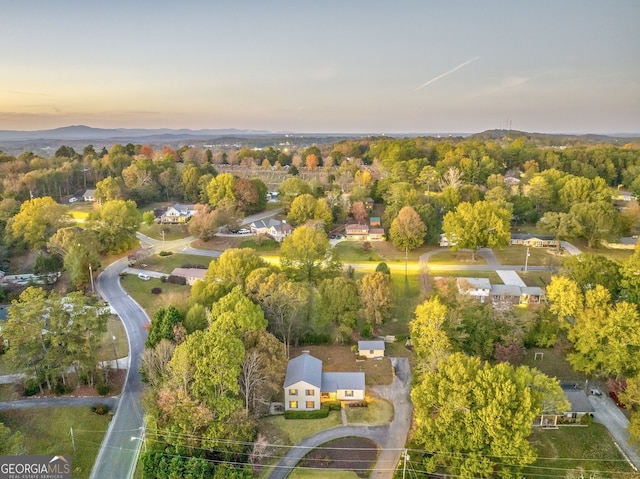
289;389;298;396
305;389;314;396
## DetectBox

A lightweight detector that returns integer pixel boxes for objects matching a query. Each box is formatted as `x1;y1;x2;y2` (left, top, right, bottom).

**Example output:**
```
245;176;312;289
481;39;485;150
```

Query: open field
138;223;190;241
120;274;191;317
261;412;343;446
518;345;590;383
344;398;394;426
494;245;563;267
428;250;488;265
96;316;129;362
0;406;111;479
133;252;211;274
527;423;637;477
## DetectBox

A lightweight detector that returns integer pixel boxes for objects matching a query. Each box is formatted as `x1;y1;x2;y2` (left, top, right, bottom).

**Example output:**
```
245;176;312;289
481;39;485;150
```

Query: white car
68;197;78;203
137;273;151;281
237;228;251;234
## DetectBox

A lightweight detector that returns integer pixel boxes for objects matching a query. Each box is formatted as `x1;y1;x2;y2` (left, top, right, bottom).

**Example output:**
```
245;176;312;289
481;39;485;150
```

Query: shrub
23;379;40;397
160;276;167;283
54;382;71;395
151;287;162;295
300;332;331;345
91;404;110;415
96;383;110;396
167;275;187;285
348;401;368;408
159;250;173;256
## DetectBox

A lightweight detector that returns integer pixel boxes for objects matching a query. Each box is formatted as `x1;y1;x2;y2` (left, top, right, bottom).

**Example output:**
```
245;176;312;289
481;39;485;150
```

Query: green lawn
518;346;589;383
427;250;487;265
344;398;394;426
119;274;191;317
288;469;359;479
96;316;129;363
134;253;211;274
527;424;636;476
260;412;343;446
493;245;562;267
138;223;190;241
334;242;384;262
0;406;111;479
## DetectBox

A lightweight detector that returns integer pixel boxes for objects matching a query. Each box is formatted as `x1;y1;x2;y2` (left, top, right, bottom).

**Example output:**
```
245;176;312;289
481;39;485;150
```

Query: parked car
237;228;250;234
609;390;626;408
590;388;602;396
68;197;78;203
137;273;151;281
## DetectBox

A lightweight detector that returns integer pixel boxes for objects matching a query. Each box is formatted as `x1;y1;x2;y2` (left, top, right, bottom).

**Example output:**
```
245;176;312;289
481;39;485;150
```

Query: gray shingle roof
321;372;365;393
284;352;322;388
358;340;385;351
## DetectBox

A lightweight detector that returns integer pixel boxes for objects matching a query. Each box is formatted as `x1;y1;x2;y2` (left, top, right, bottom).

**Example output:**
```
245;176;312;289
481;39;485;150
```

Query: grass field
261;412;343;446
120;274;191;317
494;245;563;267
527;424;636;477
344;398;394;426
134;252;211;274
0;406;111;479
96;316;129;363
428;250;488;265
138;223;190;241
288;470;359;479
518;346;589;383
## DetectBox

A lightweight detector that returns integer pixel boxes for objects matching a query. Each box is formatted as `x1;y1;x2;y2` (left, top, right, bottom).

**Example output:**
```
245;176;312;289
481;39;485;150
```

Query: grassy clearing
334;242;384;262
138;223;190;241
518;346;589;383
527;424;636;476
134;253;211;274
260;412;342;446
120;274;191;317
344;398;394;426
493;245;562;267
427;250;488;265
96;316;129;362
0;406;111;479
288;470;359;479
428;270;502;282
384;272;422;336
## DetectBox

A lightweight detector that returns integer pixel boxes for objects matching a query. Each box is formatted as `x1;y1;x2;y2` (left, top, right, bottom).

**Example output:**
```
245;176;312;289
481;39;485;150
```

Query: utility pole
89;263;95;293
402;449;410;479
112;335;119;370
524;246;530;272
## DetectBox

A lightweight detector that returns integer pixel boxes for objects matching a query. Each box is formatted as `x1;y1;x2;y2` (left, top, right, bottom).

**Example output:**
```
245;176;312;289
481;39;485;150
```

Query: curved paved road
89;258;150;479
268;358;412;479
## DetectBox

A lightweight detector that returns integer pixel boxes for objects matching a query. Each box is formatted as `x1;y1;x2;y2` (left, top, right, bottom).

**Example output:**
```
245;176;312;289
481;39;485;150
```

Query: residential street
89;257;149;479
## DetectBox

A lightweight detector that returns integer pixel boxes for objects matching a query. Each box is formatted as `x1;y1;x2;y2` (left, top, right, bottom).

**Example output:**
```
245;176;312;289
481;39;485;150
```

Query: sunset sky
2;0;639;134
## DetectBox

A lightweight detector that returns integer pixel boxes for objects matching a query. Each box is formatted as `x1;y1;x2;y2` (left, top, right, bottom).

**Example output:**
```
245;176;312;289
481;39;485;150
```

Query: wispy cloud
414;57;480;91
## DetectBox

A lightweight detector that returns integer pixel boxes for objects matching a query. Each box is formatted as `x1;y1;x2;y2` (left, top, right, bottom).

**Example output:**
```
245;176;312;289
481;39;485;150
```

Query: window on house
289;389;298;396
289;401;298;409
321;393;330;399
370;350;374;355
345;390;354;397
305;389;315;396
306;401;314;409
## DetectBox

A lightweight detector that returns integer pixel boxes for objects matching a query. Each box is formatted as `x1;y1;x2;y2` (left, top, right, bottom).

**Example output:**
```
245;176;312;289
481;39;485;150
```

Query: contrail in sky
414;56;480;91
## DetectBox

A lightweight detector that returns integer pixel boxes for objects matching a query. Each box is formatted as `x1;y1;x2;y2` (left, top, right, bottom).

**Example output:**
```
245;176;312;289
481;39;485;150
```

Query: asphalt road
89;257;149;479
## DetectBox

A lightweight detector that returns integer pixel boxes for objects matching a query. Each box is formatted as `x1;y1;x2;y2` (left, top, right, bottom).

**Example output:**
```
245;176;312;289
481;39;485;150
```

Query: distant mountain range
0;125;275;141
0;125;638;156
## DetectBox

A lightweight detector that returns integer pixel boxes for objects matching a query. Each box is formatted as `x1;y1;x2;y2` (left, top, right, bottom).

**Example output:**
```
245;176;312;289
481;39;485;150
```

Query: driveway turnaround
268;357;412;479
